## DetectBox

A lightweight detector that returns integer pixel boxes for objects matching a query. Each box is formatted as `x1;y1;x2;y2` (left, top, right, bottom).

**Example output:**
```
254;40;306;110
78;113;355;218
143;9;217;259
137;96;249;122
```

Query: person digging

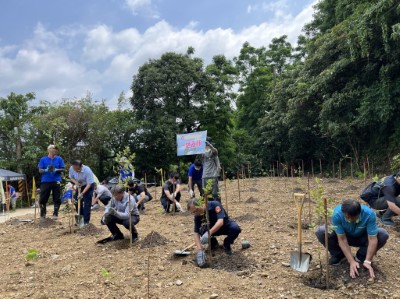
315;199;389;279
187;197;241;267
97;185;140;244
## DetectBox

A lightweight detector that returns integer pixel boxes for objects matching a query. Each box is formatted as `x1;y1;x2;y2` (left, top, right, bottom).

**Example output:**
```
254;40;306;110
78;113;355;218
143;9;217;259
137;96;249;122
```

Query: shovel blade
174;250;191;256
290;250;312;272
74;214;85;228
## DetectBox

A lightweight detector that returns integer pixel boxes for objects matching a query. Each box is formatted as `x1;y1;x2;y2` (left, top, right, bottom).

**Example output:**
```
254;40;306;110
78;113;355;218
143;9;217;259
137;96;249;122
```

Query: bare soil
1;177;400;299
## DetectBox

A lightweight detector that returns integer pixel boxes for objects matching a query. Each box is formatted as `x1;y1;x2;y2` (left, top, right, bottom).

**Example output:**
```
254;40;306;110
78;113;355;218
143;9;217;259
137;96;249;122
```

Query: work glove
48;165;55;172
175;201;184;212
108;207;118;217
77;193;84;200
200;232;209;245
189;189;194;198
196;250;206;268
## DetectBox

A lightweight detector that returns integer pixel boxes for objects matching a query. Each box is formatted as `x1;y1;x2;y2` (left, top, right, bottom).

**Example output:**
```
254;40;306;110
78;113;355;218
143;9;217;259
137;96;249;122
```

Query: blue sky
0;0;316;107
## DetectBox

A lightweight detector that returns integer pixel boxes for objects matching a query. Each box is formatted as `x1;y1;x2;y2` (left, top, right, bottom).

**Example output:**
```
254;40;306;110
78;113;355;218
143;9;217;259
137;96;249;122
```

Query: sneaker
39;217;46;223
52;215;58;220
329;255;346;265
380;218;396;226
91;204;100;210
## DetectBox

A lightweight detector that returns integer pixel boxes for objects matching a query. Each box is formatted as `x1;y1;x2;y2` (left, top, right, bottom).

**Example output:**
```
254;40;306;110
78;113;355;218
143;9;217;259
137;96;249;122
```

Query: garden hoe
174;243;195;256
74;187;84;228
290;193;312;272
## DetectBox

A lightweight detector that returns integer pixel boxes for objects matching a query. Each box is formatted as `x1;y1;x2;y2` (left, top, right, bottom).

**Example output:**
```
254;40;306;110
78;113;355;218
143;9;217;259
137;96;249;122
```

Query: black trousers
106;215;140;238
161;192;181;212
40;182;61;217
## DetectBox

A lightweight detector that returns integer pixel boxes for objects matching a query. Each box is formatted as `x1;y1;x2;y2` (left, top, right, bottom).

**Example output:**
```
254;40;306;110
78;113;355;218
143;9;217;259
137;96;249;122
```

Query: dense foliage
1;0;399;183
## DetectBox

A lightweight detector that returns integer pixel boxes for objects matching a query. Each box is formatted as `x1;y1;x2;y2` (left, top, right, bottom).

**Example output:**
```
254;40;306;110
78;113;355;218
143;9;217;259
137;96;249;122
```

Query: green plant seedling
25;249;39;261
101;268;111;278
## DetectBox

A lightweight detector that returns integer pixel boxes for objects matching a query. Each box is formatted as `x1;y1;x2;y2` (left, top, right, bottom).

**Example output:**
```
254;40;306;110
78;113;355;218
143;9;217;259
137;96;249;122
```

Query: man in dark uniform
128;180;153;213
160;173;183;213
187;197;241;267
360;171;400;226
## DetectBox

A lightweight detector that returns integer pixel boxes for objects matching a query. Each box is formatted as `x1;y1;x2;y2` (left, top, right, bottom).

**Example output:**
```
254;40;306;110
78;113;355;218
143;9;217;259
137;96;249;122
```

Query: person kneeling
315;199;388;279
187;197;241;267
97;185;140;244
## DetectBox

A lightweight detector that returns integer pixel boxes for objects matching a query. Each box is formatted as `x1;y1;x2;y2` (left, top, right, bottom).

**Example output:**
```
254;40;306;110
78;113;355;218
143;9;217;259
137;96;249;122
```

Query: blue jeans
75;183;94;224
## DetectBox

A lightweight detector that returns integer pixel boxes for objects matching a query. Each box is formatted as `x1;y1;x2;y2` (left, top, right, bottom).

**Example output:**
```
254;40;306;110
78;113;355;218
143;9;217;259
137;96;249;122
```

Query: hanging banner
176;131;207;156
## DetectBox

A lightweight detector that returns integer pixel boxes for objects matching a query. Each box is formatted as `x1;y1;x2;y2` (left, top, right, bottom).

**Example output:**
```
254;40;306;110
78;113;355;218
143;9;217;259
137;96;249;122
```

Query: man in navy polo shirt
37;144;65;221
188;160;203;198
69;160;95;225
187;197;241;267
316;199;389;279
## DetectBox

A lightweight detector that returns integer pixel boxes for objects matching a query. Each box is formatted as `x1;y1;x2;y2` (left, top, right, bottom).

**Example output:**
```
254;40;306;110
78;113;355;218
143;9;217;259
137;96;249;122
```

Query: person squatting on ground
188;160;203;198
202;137;221;202
69;160;95;225
127;180;153;213
315;199;388;279
360;171;400;226
160;173;183;213
91;182;112;210
37;144;65;221
187;197;241;267
97;185;140;244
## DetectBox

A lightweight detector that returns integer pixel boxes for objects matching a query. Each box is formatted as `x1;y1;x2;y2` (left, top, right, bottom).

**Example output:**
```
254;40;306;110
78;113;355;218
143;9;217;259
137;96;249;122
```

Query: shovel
174;243;195;256
74;186;85;228
290;193;312;273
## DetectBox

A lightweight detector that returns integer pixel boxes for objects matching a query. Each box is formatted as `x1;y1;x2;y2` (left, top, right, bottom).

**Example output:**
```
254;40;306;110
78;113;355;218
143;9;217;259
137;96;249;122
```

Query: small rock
260;272;268;278
158;266;165;271
25;262;33;267
134;271;143;277
51;254;60;260
175;280;183;286
281;262;290;267
368;278;374;284
210;294;219;299
156;282;162;288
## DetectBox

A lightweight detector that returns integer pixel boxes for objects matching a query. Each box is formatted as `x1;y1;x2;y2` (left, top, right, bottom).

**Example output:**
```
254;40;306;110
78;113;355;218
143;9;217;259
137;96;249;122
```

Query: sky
0;0;317;107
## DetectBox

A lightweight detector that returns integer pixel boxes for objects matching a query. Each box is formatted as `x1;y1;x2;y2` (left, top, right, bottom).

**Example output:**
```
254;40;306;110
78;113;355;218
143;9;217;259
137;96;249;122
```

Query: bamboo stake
350;158;353;179
248;162;251;179
223;166;228;213
311;160;314;177
237;171;241;202
366;155;371;179
363;162;367;186
332;161;335;178
339;160;342;180
324;197;330;289
320;159;323;177
272;163;275;177
144;173;147;189
5;181;10;219
307;172;311;225
154;176;157;199
301;160;304;177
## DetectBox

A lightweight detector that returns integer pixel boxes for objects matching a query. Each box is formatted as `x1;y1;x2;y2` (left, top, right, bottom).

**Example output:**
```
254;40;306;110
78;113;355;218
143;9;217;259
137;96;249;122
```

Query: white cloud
247;0;291;19
124;0;159;18
0;1;316;107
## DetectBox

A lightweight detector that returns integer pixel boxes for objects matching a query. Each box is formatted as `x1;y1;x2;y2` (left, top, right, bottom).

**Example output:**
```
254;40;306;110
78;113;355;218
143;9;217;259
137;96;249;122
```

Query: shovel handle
77;186;81;215
294;193;305;246
181;243;196;252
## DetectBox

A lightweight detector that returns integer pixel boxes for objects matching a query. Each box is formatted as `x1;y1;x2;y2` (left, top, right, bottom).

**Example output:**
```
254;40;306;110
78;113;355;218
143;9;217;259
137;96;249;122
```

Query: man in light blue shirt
316;199;389;280
69;160;95;225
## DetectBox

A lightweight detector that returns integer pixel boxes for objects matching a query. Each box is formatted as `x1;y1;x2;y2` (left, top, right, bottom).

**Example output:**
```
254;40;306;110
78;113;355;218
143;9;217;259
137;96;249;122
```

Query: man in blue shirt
187;197;241;267
37;145;65;221
316;199;389;279
188;160;203;198
69;160;95;225
8;185;17;211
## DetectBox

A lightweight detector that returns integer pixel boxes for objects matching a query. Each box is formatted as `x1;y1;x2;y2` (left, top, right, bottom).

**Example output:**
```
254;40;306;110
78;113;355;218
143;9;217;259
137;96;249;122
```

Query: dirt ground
1;177;400;299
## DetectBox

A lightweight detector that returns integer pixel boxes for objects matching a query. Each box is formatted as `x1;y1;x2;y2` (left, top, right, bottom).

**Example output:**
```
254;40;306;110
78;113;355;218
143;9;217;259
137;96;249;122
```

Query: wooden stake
307;172;311;225
272;163;275;177
154;176;157;199
366;155;370;179
319;159;323;177
363;162;367;186
223;167;228;213
323;197;330;289
301;160;304;177
248;162;251;179
339;160;342;180
350;158;353;179
332;161;335;178
237;171;241;202
144;173;147;189
311;160;314;177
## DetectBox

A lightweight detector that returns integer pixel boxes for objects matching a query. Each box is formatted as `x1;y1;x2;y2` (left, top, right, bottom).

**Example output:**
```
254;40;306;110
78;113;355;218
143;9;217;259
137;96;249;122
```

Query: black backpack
360;177;387;205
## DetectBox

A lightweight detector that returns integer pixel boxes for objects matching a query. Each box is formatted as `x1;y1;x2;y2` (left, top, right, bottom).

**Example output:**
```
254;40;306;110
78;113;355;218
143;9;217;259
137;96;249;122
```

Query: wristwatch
364;260;372;265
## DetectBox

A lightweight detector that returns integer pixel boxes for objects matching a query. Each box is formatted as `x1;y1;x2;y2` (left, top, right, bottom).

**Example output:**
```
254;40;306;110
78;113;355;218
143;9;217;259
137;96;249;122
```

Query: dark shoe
96;234;124;244
380;218;396;226
132;234;139;243
329;255;346;265
376;211;383;219
223;245;233;255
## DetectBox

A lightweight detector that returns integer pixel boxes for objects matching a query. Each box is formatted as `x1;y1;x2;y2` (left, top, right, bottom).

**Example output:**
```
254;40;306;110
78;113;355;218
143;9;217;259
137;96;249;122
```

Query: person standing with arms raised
37;145;65;222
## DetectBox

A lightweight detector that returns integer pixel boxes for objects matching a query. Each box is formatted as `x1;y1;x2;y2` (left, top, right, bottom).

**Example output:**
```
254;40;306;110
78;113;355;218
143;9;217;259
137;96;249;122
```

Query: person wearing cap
69;160;95;225
37;145;65;221
127;180;153;213
360;172;400;226
202;137;221;202
160;173;183;213
97;185;140;244
315;199;388;279
91;182;112;210
118;157;135;183
188;160;203;198
187;197;241;267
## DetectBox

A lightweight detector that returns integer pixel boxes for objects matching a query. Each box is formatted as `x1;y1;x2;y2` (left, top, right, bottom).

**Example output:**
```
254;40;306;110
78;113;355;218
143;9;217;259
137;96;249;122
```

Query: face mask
205;149;211;153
